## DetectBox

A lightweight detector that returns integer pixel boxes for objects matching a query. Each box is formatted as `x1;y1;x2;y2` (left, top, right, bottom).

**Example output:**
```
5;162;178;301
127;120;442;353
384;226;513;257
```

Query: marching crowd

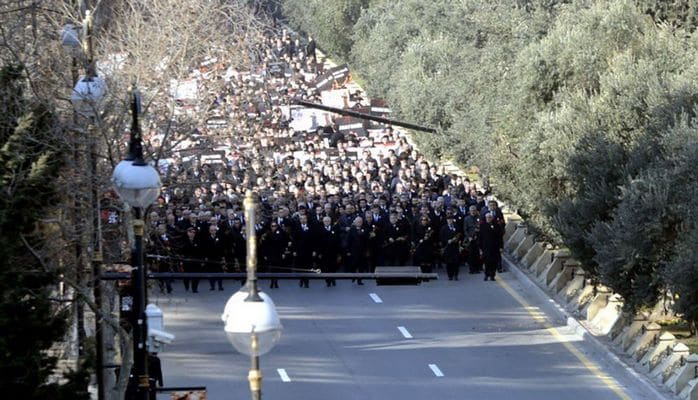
134;26;508;293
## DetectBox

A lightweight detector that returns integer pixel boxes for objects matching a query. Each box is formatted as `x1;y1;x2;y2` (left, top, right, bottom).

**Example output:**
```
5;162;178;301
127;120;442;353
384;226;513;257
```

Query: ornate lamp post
61;9;107;400
222;191;283;400
112;88;162;400
63;10;107;118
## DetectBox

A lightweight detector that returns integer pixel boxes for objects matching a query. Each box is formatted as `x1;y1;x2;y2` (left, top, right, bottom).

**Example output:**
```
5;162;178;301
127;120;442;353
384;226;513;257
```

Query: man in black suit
228;218;246;271
261;222;286;289
367;205;385;269
481;200;507;272
346;216;369;285
463;205;482;274
479;212;504;281
294;214;314;288
316;216;340;287
200;224;225;291
383;213;409;265
306;35;317;64
147;352;163;400
412;215;435;273
179;227;201;293
440;215;461;281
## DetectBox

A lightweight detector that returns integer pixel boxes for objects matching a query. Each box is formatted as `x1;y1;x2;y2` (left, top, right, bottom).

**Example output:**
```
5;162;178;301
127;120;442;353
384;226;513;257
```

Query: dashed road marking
369;293;383;303
397;326;413;338
428;364;444;377
277;368;291;382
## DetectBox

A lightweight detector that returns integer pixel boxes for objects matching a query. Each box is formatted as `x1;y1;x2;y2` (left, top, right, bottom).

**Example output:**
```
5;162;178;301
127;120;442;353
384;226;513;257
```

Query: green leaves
283;0;698;321
282;0;369;60
0;65;82;399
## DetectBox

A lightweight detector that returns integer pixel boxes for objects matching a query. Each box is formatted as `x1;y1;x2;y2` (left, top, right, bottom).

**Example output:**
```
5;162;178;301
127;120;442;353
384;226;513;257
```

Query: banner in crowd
170;79;198;101
314;64;350;91
335;116;368;137
320;89;351;109
369;99;391;128
281;105;331;132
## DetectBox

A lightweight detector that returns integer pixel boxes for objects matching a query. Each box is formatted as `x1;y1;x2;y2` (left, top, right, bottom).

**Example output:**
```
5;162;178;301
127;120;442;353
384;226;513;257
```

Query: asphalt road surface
151;268;663;400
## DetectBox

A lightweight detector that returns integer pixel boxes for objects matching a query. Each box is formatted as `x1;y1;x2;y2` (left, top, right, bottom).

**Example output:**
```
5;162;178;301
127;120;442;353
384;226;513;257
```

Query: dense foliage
282;0;698;324
0;65;89;399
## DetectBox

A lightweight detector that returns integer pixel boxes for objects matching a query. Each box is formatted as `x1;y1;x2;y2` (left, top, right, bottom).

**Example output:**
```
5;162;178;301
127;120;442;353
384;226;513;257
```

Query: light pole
222;191;283;400
64;11;107;118
112;87;162;400
61;10;107;400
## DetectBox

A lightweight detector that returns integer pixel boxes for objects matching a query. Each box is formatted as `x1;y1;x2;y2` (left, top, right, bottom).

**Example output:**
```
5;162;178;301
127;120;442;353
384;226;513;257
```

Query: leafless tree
1;1;272;399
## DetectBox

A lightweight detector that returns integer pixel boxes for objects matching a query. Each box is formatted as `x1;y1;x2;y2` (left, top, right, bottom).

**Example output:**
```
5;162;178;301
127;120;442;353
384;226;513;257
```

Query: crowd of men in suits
145;192;507;292
133;25;508;293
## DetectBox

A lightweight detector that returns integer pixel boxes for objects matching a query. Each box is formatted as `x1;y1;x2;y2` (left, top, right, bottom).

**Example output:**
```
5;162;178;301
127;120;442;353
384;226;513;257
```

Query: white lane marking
429;364;444;377
397;326;413;338
369;293;383;303
277;368;291;382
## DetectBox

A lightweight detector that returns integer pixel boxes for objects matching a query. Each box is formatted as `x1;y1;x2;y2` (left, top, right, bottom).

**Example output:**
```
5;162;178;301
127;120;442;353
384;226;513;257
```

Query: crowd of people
130;26;508;293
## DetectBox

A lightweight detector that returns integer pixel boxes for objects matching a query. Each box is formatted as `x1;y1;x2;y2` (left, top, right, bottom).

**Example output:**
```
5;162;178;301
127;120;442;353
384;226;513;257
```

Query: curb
502;254;678;400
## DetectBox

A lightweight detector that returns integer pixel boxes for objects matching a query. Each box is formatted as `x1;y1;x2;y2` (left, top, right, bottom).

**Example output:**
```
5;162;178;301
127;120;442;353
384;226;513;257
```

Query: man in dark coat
293;214;314;288
147;352;163;400
383;213;409;266
481;200;506;272
316;216;340;286
412;215;435;273
261;222;286;289
179;227;201;293
346;216;369;285
440;215;461;281
199;224;225;291
479;212;504;281
148;224;174;294
228;218;246;271
366;207;385;269
306;35;317;64
463;205;483;274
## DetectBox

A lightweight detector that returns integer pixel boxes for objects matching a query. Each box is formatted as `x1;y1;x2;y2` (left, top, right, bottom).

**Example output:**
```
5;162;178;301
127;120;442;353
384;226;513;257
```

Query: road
151;267;662;400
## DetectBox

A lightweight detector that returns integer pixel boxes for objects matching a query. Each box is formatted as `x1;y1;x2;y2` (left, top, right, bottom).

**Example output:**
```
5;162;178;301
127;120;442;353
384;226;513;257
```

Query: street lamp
63;10;107;118
222;191;282;400
112;87;161;400
112;89;162;207
61;9;107;400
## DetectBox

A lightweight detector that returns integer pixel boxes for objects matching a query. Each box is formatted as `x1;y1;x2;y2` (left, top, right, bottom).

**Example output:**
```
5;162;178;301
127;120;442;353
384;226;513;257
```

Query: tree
0;65;90;399
635;0;698;29
283;0;698;320
654;114;698;331
0;1;270;398
282;0;369;61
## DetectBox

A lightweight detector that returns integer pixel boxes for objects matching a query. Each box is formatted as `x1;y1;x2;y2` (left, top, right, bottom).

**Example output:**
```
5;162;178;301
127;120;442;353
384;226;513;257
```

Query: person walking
479;212;504;281
200;224;225;291
317;216;340;287
481;200;506;272
440;214;461;281
383;213;409;266
463;205;482;274
179;227;201;293
346;216;370;285
294;214;313;288
261;222;285;289
412;215;435;274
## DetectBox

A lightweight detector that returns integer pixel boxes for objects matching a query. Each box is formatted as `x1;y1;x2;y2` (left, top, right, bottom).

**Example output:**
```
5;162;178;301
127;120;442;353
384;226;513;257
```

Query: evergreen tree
282;0;698;320
282;0;369;60
0;65;89;399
